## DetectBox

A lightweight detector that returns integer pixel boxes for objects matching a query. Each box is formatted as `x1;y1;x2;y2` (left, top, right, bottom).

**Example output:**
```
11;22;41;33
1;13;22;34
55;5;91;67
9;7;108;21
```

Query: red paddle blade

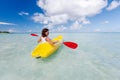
31;33;38;36
63;42;78;49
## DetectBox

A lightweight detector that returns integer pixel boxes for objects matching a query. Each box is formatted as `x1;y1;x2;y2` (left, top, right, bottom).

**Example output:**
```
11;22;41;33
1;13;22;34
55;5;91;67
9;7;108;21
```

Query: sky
0;0;120;32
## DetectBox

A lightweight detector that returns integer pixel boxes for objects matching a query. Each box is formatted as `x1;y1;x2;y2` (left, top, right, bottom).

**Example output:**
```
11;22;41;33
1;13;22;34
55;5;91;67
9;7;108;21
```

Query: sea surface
0;32;120;80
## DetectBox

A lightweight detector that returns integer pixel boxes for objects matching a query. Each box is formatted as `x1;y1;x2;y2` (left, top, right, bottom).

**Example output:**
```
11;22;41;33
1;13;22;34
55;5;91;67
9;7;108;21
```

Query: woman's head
41;28;49;37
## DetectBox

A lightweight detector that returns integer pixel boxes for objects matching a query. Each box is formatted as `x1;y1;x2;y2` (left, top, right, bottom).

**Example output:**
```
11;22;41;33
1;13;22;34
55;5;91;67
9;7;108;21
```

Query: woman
37;28;58;44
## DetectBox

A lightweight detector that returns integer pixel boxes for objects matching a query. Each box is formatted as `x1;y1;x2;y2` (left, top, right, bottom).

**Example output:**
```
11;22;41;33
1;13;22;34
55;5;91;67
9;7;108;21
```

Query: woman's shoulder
45;37;49;39
45;37;51;41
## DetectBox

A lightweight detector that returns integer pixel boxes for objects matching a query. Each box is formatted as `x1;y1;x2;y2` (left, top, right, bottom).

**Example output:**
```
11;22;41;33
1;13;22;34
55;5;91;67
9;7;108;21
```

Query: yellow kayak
31;35;63;58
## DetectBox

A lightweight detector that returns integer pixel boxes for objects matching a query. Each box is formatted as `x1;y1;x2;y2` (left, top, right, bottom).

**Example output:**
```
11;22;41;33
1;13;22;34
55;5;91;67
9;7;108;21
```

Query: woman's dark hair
41;28;49;37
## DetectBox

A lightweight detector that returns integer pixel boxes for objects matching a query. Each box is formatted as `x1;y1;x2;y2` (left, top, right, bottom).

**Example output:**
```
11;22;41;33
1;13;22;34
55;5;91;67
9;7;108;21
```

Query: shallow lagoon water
0;33;120;80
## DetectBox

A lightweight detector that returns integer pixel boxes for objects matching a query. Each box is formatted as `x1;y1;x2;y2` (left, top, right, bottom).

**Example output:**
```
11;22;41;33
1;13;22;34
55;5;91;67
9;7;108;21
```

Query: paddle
31;33;38;36
30;33;78;49
63;42;78;49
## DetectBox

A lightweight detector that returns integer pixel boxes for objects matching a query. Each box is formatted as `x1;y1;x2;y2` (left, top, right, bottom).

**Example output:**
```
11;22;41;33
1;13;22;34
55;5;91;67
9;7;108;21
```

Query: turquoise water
0;33;120;80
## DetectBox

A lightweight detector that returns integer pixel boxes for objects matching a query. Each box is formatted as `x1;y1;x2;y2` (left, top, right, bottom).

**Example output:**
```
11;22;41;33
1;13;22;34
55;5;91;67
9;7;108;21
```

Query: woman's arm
46;37;58;45
37;37;41;43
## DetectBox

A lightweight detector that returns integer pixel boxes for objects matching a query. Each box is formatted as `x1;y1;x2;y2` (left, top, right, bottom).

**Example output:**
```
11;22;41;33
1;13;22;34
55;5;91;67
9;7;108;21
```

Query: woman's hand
53;41;59;44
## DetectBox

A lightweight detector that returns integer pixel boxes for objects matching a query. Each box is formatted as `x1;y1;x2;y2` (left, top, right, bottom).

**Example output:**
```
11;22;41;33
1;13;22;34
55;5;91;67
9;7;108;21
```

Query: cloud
94;28;101;32
32;13;48;24
80;17;91;25
28;30;32;32
8;29;16;32
106;0;120;11
37;0;107;17
32;13;69;25
103;20;109;24
57;25;67;32
32;0;108;30
0;22;16;25
70;21;82;30
18;11;29;16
